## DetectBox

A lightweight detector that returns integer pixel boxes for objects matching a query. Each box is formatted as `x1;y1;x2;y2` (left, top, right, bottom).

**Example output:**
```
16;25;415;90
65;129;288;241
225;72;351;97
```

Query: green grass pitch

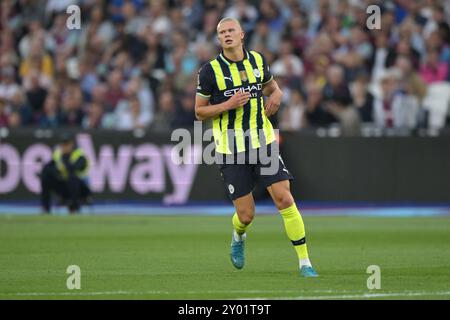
0;215;449;299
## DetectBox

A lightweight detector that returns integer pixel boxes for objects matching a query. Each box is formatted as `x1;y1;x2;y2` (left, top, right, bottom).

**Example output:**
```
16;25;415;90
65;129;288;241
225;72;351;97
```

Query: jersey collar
219;47;250;66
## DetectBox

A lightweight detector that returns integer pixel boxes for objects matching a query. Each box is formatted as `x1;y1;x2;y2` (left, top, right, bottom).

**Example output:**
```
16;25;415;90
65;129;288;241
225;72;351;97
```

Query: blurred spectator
166;31;198;92
302;32;333;87
391;92;421;129
307;0;331;38
78;55;99;100
0;98;9;127
373;69;399;128
78;4;115;58
10;89;33;126
370;31;390;83
49;12;79;57
327;103;361;137
195;9;220;45
8;111;22;128
0;66;20;102
351;74;374;123
283;10;309;57
423;4;450;42
385;37;421;70
271;40;304;80
147;0;172;37
25;69;48;116
172;90;196;128
19;40;54;88
60;81;84;127
109;0;145;23
151;89;175;131
46;0;79;16
114;94;151;130
322;65;352;110
139;26;166;91
396;16;426;57
18;19;54;59
321;63;361;135
6;0;46;33
124;76;154;122
420;47;449;84
90;82;109;108
223;0;258;35
169;8;189;33
195;42;214;67
122;0;147;36
83;102;105;129
335;25;373;81
425;30;450;63
180;0;204;31
258;0;285;39
372;68;420;129
279;89;306;131
39;95;61;128
305;83;334;127
104;69;125;111
249;19;281;54
395;55;427;102
1;31;20;68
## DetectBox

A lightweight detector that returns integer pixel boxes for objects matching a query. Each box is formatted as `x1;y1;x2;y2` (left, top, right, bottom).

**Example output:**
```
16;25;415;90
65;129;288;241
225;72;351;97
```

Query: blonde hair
216;17;243;33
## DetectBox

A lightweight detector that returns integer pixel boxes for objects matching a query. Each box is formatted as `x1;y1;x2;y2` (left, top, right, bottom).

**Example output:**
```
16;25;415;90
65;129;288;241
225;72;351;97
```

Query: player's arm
262;78;283;117
260;53;283;117
195;92;251;121
262;78;282;97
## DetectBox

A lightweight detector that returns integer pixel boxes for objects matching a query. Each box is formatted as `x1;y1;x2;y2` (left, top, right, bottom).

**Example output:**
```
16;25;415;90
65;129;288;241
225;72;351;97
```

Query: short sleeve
196;64;214;99
261;54;273;85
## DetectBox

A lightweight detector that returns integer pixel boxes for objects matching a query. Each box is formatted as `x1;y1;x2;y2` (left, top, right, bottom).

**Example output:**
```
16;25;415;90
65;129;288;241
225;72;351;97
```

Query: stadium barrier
1;129;449;203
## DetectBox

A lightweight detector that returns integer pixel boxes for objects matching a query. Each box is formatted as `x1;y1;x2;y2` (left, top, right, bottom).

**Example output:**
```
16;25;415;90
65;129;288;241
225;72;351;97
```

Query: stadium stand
0;0;449;136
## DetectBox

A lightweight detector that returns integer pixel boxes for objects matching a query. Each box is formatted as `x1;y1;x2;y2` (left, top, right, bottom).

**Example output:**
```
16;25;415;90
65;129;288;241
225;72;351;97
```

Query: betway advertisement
2;130;450;203
0;130;224;203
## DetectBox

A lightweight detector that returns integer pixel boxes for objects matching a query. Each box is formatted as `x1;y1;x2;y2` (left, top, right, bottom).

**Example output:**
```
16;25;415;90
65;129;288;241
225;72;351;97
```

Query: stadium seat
422;82;450;129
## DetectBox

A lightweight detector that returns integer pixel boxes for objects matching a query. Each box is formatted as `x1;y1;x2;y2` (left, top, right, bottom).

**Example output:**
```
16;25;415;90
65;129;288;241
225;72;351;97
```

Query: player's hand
227;91;251;110
265;90;282;117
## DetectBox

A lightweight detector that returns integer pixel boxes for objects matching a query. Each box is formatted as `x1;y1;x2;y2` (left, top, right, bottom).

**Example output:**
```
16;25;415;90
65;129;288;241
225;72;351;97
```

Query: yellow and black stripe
53;148;89;179
197;49;275;154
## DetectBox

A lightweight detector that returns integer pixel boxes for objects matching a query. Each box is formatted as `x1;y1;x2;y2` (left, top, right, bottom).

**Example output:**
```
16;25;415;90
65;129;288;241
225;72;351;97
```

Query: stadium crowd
0;0;449;134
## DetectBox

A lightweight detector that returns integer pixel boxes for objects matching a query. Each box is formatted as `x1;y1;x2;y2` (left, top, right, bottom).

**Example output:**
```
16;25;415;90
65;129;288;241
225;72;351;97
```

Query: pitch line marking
5;289;345;296
241;291;450;300
3;290;450;298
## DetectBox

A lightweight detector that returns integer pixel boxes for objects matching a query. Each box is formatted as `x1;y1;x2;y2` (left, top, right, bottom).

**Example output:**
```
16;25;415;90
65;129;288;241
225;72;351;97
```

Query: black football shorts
217;144;294;201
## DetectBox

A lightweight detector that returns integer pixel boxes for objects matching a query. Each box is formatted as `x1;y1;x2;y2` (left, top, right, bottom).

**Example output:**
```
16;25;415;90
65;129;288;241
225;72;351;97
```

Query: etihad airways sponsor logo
223;84;262;98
